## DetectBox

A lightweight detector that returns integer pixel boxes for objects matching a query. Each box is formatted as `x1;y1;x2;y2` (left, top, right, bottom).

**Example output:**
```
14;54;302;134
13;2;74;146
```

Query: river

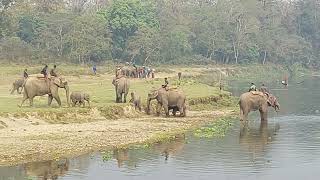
1;77;320;180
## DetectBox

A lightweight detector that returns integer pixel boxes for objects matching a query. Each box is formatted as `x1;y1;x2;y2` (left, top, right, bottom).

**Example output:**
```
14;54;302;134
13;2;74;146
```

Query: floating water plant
194;118;234;138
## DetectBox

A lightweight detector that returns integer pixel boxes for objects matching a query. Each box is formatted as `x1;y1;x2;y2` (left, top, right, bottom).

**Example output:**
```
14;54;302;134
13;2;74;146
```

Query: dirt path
0;110;233;166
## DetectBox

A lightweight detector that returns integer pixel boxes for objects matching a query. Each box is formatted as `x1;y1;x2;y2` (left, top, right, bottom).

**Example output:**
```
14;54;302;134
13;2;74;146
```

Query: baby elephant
130;92;141;111
10;78;25;94
70;91;90;107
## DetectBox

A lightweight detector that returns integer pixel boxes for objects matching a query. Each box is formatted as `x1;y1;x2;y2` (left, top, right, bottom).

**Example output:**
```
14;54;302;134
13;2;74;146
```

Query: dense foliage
0;0;319;67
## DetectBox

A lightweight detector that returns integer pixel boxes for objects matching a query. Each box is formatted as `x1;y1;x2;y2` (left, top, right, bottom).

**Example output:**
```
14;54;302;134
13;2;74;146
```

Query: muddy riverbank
0;108;235;166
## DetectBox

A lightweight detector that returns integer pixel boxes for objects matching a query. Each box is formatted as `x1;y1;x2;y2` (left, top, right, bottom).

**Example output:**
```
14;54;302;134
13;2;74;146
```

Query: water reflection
239;121;280;157
152;134;186;161
24;159;69;180
112;134;186;168
113;149;129;168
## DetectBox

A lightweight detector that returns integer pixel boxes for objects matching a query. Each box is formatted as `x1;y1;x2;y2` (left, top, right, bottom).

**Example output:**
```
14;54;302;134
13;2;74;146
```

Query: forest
0;0;319;67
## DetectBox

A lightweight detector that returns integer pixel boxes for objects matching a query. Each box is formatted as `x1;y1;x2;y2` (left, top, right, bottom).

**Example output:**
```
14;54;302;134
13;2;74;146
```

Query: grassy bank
0;64;238;125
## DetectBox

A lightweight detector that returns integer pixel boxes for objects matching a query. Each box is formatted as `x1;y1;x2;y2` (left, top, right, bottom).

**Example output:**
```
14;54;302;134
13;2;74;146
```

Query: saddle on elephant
28;74;52;79
250;91;264;96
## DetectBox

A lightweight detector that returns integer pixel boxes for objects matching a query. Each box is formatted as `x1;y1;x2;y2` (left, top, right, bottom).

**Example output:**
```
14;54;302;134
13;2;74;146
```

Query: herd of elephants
10;66;280;121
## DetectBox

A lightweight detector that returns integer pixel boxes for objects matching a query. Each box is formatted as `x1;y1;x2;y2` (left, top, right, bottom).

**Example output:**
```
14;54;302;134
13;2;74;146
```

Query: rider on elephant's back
248;83;257;92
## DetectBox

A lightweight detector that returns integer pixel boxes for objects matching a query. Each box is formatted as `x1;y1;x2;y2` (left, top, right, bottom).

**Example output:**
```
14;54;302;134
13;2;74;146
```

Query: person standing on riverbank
93;65;97;75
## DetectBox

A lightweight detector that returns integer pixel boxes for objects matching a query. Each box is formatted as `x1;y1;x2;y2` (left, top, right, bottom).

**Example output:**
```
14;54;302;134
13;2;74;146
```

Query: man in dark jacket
50;65;58;77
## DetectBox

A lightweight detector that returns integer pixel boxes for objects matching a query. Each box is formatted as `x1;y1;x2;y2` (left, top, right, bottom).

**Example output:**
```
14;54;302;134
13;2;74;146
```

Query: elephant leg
87;100;90;107
19;87;23;94
119;93;123;103
54;96;61;107
172;108;177;116
260;105;268;121
123;93;127;103
48;95;53;106
240;108;244;121
20;94;28;107
29;98;34;107
177;104;185;117
240;108;249;121
163;102;169;117
10;86;15;94
156;102;162;116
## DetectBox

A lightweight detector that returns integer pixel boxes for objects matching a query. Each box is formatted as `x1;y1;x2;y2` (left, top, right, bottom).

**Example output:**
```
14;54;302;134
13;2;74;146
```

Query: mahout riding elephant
146;87;186;117
112;76;130;103
70;91;90;107
10;78;25;94
20;75;70;107
239;91;280;121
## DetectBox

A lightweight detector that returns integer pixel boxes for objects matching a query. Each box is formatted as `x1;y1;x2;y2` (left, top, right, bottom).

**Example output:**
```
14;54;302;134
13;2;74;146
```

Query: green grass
0;64;234;123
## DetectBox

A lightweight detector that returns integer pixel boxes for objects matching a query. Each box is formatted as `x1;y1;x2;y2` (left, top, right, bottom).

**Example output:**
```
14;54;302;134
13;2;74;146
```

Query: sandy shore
0;109;234;166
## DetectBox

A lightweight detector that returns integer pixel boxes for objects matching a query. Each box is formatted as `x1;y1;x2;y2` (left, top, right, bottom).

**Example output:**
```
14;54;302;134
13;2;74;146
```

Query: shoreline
0;109;236;166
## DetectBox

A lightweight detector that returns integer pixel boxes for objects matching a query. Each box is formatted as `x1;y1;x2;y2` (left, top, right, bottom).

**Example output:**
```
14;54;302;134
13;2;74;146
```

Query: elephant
20;75;70;107
121;66;137;78
112;76;130;103
129;92;141;111
70;91;90;107
10;78;25;94
146;87;186;117
239;91;280;121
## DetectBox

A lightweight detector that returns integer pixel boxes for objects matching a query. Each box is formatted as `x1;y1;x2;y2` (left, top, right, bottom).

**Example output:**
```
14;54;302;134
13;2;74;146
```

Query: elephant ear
267;95;276;107
53;78;62;86
149;89;158;98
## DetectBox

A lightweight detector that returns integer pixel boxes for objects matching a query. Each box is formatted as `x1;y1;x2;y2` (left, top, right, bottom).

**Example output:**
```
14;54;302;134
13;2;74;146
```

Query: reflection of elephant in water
112;77;130;103
153;134;186;160
24;159;69;180
10;78;24;94
113;149;129;168
239;121;280;154
239;91;280;121
146;87;186;117
20;76;70;107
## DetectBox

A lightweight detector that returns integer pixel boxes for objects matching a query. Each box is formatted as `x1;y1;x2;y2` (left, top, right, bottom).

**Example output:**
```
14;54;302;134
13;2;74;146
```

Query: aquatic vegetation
102;151;113;162
194;118;235;138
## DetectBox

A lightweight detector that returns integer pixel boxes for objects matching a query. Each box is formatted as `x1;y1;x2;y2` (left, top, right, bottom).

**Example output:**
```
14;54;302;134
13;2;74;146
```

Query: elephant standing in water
112;76;130;103
146;87;186;117
20;76;70;107
10;78;25;94
239;91;280;121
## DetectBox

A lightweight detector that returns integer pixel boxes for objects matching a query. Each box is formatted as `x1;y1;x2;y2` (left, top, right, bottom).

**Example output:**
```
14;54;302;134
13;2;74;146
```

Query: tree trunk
59;26;63;57
263;50;267;65
232;38;238;64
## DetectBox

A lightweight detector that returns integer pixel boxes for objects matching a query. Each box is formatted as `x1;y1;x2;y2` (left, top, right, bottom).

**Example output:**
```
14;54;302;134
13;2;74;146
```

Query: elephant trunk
146;97;151;115
275;102;280;112
65;85;70;107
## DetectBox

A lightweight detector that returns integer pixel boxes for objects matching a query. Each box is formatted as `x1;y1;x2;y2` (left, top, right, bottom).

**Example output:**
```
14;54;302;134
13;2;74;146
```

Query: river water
1;78;320;180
